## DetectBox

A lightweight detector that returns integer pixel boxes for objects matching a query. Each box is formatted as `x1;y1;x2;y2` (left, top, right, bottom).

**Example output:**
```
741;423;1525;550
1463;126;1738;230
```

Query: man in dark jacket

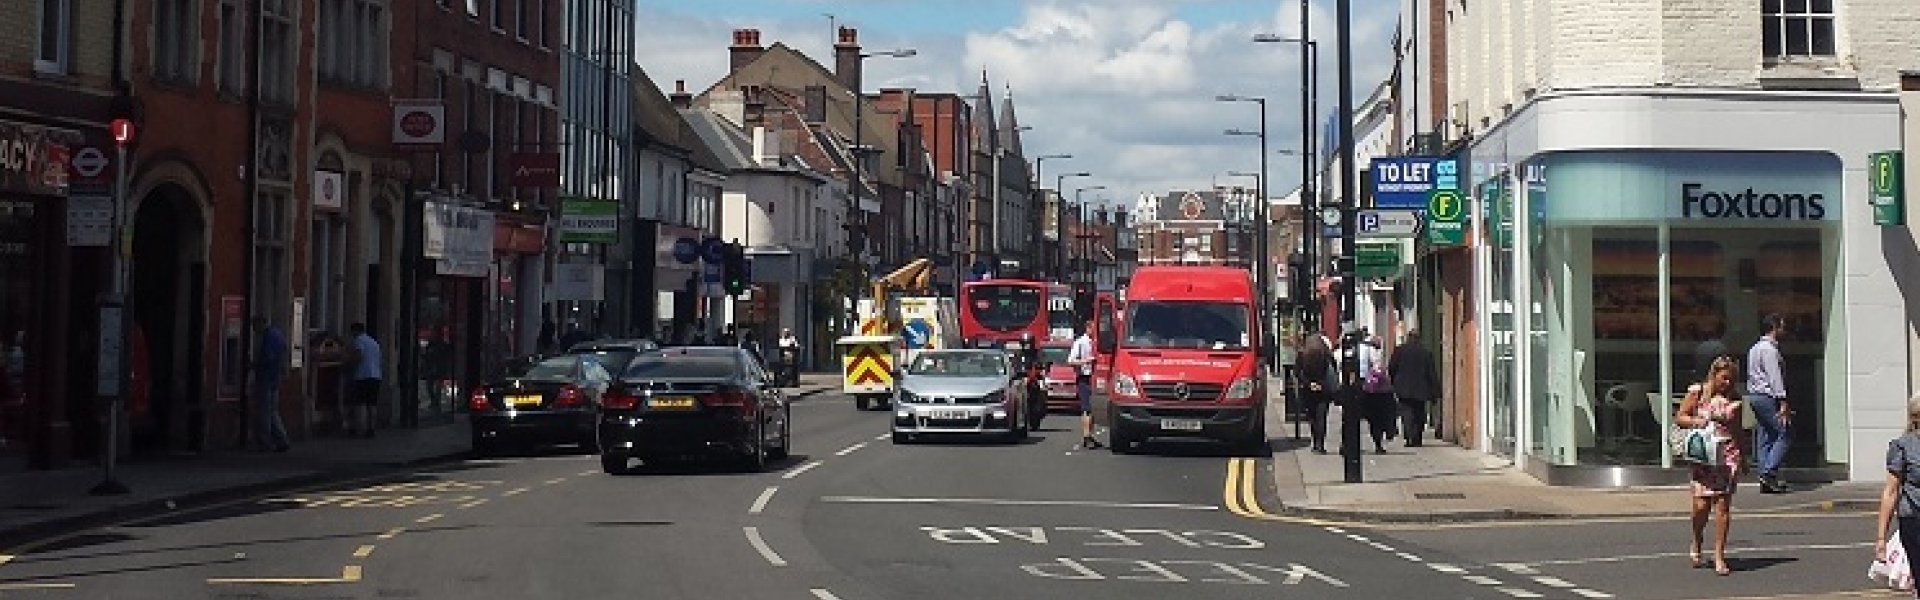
1389;329;1442;447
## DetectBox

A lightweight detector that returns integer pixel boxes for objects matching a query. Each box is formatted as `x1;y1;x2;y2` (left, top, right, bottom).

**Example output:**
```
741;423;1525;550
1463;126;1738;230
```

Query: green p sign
1425;188;1467;246
1870;151;1904;226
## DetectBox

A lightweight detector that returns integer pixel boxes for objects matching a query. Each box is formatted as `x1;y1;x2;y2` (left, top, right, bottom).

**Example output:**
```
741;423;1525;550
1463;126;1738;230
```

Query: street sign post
1870;150;1904;226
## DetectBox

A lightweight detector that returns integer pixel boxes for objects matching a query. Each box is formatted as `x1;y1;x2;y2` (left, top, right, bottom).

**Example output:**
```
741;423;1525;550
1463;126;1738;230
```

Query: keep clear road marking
782;461;824;480
207;565;362;585
742;527;788;567
821;496;1218;511
835;442;868;456
749;486;779;514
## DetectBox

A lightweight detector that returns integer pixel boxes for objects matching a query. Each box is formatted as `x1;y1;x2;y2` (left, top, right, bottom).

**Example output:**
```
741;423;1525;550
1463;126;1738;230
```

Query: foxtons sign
1680;183;1827;220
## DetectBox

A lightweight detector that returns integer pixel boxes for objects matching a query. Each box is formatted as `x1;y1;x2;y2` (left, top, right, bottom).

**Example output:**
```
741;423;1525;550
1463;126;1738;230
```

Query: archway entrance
129;183;206;454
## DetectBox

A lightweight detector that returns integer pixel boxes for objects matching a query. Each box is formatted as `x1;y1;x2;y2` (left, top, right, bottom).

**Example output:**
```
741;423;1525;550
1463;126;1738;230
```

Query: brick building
1131;188;1260;269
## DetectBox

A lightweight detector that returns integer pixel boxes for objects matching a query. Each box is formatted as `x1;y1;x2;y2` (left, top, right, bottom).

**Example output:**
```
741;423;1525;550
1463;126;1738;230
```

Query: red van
1095;266;1266;453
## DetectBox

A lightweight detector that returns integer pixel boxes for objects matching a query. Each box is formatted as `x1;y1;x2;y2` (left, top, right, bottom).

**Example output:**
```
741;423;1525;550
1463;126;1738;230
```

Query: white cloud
633;0;1404;206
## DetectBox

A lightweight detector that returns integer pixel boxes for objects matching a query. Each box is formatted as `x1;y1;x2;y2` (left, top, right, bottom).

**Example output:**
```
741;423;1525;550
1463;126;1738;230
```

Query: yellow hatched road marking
206;565;362;585
377;527;407;540
352;545;376;558
0;582;78;590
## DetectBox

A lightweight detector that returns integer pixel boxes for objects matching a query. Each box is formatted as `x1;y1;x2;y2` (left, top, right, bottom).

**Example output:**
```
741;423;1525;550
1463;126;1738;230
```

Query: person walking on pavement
1746;314;1792;493
777;328;801;386
1874;392;1920;598
1680;356;1745;576
345;322;382;438
1297;333;1337;454
251;317;292;452
1357;332;1396;453
1389;329;1441;448
1067;320;1103;450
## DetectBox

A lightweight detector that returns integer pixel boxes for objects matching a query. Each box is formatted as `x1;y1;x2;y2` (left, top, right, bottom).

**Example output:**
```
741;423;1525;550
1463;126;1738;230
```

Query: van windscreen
1122;301;1250;350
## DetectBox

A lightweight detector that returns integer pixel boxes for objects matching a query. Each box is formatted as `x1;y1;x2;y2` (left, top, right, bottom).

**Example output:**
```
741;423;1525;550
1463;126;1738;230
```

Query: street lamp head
862;48;918;59
1066;171;1091;177
1224;129;1259;137
1040;154;1071;161
1252;33;1304;44
1228;171;1260;179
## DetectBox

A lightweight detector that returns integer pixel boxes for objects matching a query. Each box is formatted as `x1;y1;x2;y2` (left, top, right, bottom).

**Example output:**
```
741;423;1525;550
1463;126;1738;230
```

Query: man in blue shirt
252;317;292;452
1746;314;1791;493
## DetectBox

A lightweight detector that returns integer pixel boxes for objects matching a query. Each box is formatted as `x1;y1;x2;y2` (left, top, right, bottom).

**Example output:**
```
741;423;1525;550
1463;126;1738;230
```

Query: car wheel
740;422;768;473
856;396;871;411
1108;406;1138;454
767;410;791;461
600;451;630;475
891;431;911;445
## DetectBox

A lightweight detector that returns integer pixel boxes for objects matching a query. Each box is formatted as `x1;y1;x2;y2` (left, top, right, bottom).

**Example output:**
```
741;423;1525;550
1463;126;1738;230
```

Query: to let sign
1870;150;1903;226
1369;157;1449;210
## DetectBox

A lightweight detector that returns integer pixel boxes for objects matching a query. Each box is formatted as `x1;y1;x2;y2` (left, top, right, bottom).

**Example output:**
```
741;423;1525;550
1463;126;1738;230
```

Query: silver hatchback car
890;349;1030;443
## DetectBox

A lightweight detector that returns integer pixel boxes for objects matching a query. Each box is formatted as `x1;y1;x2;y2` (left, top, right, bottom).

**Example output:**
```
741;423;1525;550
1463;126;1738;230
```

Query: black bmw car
597;347;791;474
469;354;617;455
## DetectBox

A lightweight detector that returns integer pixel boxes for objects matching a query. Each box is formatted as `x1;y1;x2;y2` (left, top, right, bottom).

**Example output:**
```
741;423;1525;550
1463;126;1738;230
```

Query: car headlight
983;390;1007;405
1225;377;1256;400
1113;373;1139;397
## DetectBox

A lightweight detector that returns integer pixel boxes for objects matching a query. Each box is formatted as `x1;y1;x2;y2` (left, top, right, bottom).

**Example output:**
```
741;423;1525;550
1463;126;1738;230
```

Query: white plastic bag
1871;529;1913;592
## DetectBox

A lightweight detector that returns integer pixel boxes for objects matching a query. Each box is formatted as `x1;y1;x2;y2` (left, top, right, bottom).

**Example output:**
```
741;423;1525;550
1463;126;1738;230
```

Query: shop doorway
130;183;207;454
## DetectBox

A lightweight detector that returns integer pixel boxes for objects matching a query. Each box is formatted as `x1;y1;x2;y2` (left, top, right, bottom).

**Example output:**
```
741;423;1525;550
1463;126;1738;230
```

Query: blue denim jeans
255;385;291;449
1747;393;1789;480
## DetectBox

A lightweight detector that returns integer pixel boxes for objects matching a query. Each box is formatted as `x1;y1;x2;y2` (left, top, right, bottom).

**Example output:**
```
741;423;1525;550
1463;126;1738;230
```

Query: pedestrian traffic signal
722;242;748;296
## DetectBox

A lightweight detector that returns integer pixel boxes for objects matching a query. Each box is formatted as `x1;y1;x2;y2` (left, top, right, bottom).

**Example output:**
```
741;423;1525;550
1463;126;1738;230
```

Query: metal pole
851;86;864;311
1335;0;1363;483
1055;174;1066;280
90;142;132;496
1255;99;1270;368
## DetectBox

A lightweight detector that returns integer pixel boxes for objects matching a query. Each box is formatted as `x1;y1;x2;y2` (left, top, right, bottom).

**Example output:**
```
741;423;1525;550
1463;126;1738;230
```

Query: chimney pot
729;28;767;72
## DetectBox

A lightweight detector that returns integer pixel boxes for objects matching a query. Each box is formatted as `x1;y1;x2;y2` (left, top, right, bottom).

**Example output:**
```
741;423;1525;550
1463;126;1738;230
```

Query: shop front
0;120;84;464
1502;151;1845;485
414;201;494;425
651;223;707;344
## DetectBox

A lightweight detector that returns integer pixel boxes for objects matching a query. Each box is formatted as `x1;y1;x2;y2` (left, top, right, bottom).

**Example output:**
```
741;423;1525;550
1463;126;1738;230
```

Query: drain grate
1413;492;1467;500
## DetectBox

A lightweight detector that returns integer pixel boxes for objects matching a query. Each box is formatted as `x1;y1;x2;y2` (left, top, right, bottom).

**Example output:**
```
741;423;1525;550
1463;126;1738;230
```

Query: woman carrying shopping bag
1874;393;1920;596
1678;356;1744;576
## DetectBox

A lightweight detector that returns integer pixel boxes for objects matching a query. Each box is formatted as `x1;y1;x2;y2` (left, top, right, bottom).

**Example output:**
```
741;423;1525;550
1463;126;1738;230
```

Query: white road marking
810;589;844;600
749;487;779;514
0;583;78;590
1323;527;1346;534
1494;562;1537;574
835;442;868;456
459;498;489;509
820;496;1219;511
1367;542;1396;552
1515;541;1871;567
544;477;568;485
377;527;406;540
743;527;788;567
1427;563;1466;573
352;545;376;558
502;486;531;497
414;513;443;524
1532;576;1576;588
1464;575;1504;585
1571;589;1615;599
874;434;890;441
1497;587;1543;598
782;461;824;480
0;554;11;567
1395;552;1424;562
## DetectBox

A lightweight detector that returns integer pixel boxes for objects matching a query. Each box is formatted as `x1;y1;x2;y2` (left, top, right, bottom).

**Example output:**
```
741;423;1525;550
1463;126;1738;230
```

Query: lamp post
1220;97;1271;364
846;47;915;311
1252;33;1318;334
1055;172;1091;281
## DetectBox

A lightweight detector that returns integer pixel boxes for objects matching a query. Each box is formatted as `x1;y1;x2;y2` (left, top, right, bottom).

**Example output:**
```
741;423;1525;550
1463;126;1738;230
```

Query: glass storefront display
1516;151;1844;471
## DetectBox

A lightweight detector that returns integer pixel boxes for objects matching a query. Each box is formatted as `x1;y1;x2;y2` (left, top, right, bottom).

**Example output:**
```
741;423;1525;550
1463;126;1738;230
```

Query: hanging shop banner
559;197;619;244
550;263;605;302
423;202;495;277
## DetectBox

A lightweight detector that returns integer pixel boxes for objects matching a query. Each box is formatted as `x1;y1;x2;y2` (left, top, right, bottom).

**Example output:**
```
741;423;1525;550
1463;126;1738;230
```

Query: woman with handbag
1679;355;1744;576
1873;393;1920;596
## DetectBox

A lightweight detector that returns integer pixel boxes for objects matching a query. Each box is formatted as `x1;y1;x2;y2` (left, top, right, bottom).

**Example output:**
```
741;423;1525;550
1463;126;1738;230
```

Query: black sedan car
564;338;660;373
469;354;617;455
597;347;791;474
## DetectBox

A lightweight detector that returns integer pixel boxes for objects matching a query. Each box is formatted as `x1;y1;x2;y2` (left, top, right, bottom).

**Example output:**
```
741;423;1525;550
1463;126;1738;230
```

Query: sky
633;0;1405;207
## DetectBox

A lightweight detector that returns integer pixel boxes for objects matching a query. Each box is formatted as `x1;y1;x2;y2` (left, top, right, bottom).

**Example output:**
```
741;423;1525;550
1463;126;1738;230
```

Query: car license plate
648;396;696;409
507;395;542;408
1160;419;1205;431
928;409;969;420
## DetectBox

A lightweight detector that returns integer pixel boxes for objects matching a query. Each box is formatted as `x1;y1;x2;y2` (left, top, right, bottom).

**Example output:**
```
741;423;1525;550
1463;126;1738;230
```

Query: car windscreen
571;350;633;373
621;355;739;379
1123;301;1251;350
518;357;577;381
907;353;1006;377
1040;347;1071;363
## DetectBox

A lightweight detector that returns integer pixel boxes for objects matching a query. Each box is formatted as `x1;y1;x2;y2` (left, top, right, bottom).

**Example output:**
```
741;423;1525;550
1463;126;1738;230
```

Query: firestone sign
0;120;81;196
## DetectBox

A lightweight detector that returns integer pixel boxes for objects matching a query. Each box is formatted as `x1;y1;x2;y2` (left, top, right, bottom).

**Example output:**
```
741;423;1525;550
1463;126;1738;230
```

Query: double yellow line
1223;458;1270;518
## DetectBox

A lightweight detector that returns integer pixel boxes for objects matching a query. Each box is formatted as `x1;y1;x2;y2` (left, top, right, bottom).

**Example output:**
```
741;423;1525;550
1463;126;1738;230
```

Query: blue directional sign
902;319;932;349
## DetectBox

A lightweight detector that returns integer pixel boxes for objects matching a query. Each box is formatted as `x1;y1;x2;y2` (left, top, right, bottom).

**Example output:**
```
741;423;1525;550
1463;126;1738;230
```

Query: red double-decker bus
958;279;1051;348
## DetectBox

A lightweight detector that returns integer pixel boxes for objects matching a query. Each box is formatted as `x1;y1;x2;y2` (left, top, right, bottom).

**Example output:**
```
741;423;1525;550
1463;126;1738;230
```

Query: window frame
34;0;71;75
1761;0;1838;62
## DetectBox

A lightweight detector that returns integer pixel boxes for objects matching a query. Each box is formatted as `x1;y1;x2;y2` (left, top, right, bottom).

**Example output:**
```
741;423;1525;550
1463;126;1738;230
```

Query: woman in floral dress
1679;355;1745;576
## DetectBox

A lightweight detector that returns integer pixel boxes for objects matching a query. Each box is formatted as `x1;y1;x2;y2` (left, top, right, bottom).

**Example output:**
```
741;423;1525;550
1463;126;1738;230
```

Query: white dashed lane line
1326;526;1613;599
742;527;788;567
749;486;779;515
810;589;844;600
782;461;824;480
835;442;868;456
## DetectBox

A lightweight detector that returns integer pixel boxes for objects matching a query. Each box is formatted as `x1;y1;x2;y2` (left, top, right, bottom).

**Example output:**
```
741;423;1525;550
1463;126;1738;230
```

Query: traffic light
722;242;748;296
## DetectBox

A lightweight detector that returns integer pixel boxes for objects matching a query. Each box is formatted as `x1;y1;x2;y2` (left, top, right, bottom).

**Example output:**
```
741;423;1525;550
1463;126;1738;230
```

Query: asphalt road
0;391;1888;599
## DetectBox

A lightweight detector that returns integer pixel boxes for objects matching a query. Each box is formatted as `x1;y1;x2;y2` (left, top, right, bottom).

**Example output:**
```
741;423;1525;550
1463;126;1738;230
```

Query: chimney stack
730;29;765;73
834;27;862;96
669;80;693;109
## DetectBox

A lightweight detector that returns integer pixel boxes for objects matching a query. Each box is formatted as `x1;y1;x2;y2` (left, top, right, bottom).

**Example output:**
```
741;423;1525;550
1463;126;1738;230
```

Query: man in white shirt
345;322;382;438
776;328;801;386
1067;320;1102;450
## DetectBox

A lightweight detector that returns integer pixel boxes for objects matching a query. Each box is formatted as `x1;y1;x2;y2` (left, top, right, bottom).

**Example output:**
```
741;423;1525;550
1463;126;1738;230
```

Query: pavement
1267;400;1882;523
0;374;840;550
